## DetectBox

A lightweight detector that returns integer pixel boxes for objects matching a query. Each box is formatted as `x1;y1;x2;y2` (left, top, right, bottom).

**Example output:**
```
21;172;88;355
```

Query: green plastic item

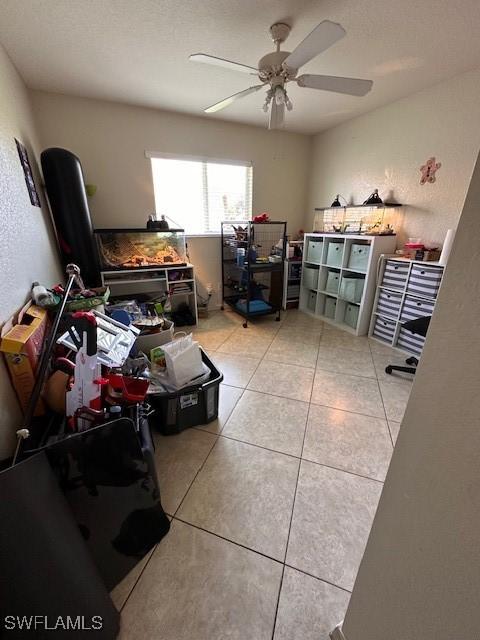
45;287;110;312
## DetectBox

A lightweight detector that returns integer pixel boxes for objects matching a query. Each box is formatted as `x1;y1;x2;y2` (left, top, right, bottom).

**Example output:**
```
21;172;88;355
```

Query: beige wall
339;149;480;640
0;45;61;459
308;68;480;247
31;91;312;305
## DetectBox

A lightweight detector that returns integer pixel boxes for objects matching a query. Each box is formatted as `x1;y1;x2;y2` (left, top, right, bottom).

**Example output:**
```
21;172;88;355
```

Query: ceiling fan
189;20;373;129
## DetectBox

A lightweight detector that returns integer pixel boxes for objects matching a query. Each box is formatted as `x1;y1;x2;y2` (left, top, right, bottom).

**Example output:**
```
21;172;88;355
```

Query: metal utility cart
221;221;287;327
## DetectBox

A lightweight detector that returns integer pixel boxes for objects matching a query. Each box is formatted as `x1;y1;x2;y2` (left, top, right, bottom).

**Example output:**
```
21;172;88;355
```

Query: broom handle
19;265;79;432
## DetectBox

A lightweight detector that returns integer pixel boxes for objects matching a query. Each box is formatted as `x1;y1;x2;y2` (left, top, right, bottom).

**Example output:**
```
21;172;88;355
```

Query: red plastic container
107;374;149;403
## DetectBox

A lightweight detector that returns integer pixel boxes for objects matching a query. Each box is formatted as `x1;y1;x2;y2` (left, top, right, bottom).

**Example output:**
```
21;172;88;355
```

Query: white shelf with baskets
299;233;397;335
369;257;444;355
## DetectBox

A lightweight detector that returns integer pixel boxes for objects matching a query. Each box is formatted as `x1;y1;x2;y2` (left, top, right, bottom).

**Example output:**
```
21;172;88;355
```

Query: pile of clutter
1;265;216;451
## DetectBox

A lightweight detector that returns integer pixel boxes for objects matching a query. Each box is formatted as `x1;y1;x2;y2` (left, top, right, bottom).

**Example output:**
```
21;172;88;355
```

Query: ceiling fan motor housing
258;51;297;83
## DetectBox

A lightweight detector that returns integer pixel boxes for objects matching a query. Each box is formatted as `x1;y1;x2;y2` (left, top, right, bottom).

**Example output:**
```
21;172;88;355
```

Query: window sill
185;234;222;239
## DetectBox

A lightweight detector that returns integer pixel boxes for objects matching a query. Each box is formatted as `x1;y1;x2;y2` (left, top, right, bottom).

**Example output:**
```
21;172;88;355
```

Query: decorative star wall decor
420;157;441;185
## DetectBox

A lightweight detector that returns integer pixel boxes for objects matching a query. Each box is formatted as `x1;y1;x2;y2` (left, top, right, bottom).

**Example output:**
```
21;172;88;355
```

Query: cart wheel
385;365;393;375
220;305;224;311
242;322;248;328
406;357;416;365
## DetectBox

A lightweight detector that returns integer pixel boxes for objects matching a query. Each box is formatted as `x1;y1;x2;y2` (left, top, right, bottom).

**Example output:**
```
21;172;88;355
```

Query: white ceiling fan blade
205;85;264;113
189;53;258;75
283;20;346;71
297;74;373;96
269;100;285;130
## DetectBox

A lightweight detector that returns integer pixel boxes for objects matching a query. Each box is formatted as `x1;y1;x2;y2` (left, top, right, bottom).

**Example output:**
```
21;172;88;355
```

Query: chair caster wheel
385;366;393;374
220;306;224;311
406;357;416;365
242;322;248;328
275;316;280;322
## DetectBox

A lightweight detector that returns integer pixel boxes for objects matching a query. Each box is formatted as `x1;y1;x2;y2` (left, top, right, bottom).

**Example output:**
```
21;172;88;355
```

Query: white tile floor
115;309;413;639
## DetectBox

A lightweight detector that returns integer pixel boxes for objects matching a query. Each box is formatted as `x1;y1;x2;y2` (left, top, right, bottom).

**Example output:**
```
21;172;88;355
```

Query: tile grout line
283;563;352;594
119;543;158;613
270;352;317;637
270;565;286;640
171;513;353;595
171;432;219;519
170;323;281;520
368;338;395;448
214;382;393;422
172;515;284;566
213;431;385;484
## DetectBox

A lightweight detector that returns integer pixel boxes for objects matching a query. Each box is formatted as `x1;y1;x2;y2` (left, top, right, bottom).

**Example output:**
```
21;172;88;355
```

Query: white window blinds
148;153;253;235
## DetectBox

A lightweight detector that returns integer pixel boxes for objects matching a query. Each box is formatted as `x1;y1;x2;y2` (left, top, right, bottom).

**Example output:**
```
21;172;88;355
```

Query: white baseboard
330;622;347;640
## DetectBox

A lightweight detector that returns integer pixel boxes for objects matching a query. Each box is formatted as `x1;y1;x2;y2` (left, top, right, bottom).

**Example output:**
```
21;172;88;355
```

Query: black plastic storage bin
148;349;223;435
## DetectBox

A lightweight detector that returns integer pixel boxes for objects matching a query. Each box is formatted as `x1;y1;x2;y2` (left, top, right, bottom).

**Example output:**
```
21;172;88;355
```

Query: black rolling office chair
385;315;431;376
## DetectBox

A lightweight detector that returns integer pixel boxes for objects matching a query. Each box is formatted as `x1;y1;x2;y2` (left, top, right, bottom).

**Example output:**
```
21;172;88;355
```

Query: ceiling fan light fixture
191;19;373;129
274;86;285;105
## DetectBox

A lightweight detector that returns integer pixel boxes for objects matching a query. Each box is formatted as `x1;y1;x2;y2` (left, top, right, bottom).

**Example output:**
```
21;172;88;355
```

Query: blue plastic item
235;299;272;314
236;248;245;267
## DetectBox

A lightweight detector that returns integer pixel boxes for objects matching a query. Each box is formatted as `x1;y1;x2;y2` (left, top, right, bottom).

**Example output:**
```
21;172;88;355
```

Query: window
148;153;253;235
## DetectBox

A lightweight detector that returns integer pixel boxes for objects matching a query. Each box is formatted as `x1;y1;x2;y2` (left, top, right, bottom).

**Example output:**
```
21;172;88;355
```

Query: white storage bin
326;241;343;267
407;265;443;299
347;243;370;271
382;260;409;289
376;289;402;319
339;276;365;303
373;316;396;344
400;295;435;322
307;291;317;312
303;266;319;290
344;303;360;329
306;239;323;263
325;270;340;294
324;296;337;319
397;326;425;356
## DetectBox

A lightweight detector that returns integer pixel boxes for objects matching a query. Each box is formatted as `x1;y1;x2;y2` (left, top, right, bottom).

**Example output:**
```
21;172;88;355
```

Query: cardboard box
1;302;48;415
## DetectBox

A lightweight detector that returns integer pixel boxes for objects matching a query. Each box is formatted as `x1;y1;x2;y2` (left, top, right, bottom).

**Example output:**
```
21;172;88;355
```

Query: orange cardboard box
1;302;48;415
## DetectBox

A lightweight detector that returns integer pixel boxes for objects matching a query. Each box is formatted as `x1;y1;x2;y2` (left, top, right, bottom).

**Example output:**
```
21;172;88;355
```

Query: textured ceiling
1;0;480;134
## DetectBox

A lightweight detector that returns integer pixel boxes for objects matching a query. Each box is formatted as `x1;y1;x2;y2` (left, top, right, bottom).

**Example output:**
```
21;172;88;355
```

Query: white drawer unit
381;259;410;290
373;316;397;342
407;264;443;299
376;289;403;319
299;233;396;335
325;240;344;267
400;295;435;322
324;296;337;319
306;238;323;263
369;257;444;353
347;243;370;271
344;303;360;329
303;265;319;290
325;270;340;294
397;326;425;356
339;275;365;303
307;290;317;312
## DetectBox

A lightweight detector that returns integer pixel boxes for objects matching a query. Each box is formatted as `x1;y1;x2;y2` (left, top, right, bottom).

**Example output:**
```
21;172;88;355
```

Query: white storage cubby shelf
299;233;397;335
100;263;198;324
369;257;444;356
